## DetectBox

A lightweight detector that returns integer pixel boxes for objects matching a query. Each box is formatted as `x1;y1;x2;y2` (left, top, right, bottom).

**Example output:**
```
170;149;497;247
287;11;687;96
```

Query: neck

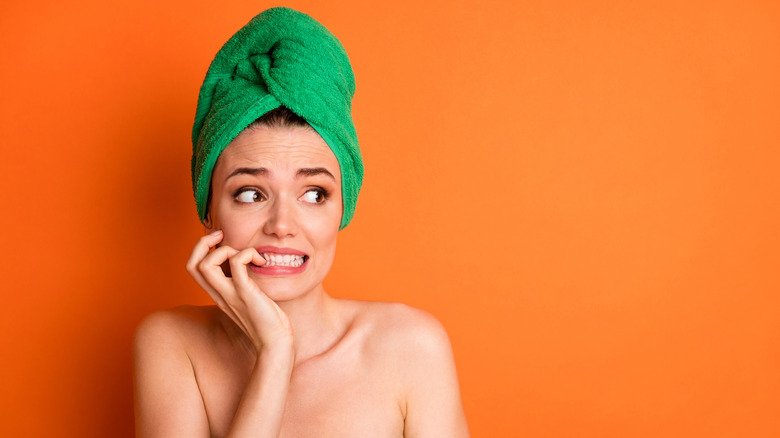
276;285;346;365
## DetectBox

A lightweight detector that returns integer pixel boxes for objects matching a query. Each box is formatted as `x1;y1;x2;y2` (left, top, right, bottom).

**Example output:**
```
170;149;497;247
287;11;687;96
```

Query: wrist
257;339;294;370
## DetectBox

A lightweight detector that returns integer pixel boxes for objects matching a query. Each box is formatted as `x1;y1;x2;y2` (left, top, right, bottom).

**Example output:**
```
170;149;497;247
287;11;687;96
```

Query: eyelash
233;187;264;203
304;187;330;203
232;187;330;204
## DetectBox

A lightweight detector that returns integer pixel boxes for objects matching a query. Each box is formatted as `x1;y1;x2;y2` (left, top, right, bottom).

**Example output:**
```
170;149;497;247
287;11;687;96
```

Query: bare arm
400;311;470;438
225;345;292;437
133;311;210;437
133;312;293;438
134;231;294;437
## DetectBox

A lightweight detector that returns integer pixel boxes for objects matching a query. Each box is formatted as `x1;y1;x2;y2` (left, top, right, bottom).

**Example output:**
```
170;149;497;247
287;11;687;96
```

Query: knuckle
228;257;243;270
228;249;244;263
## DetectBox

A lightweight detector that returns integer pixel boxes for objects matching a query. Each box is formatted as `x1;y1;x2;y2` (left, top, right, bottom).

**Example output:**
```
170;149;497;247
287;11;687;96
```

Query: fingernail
210;230;223;236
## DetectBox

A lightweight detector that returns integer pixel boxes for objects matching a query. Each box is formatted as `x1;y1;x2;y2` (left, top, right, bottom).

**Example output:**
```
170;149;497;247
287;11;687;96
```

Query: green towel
191;7;362;229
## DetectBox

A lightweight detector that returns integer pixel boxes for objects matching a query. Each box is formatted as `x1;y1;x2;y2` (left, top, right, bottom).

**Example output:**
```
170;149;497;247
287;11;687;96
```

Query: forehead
214;125;340;179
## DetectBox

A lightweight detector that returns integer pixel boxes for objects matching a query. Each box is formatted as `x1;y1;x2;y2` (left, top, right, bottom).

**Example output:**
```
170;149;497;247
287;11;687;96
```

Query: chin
252;277;319;302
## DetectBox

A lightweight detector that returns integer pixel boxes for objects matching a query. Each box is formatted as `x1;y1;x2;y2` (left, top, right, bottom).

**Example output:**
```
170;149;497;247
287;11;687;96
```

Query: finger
191;265;241;327
186;230;224;274
189;242;234;305
186;230;224;296
200;244;240;270
189;267;216;296
251;251;266;267
199;245;240;295
189;266;238;321
202;283;236;319
189;266;227;306
185;233;242;322
230;248;264;295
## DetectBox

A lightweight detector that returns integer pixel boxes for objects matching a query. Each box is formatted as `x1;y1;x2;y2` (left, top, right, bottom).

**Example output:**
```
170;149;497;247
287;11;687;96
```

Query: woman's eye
300;189;326;204
236;189;264;203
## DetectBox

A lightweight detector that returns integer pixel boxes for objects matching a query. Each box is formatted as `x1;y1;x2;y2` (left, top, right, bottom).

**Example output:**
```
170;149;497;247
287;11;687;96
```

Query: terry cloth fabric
191;7;362;229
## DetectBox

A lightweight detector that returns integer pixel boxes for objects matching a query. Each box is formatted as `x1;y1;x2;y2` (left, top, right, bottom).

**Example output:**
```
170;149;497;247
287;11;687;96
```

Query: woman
133;7;469;437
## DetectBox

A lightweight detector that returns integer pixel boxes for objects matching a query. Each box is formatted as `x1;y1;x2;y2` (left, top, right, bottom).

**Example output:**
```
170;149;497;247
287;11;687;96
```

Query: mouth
258;253;308;267
251;246;309;274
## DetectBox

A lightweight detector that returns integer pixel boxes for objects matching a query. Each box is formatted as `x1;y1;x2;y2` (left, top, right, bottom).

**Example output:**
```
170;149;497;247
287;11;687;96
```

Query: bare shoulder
356;301;451;348
342;300;455;370
133;306;226;436
343;300;469;436
133;305;227;354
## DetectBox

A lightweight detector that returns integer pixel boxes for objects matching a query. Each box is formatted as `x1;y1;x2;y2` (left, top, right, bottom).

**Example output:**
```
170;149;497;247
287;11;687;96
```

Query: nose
262;196;298;238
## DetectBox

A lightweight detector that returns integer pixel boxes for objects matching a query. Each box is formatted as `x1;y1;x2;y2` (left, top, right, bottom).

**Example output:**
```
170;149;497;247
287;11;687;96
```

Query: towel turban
191;7;363;229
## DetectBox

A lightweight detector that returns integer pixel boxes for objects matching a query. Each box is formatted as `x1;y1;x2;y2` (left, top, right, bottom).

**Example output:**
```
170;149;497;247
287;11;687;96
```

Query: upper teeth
261;253;305;267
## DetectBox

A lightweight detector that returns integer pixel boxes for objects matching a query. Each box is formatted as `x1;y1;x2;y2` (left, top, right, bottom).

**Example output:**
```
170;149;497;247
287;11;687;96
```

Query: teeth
260;253;305;267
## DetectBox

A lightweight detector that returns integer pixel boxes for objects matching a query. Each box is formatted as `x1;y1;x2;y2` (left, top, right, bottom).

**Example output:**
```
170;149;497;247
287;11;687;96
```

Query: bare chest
197;348;404;438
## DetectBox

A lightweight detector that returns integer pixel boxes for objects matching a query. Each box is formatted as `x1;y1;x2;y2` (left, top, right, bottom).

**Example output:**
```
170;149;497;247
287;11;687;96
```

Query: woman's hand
186;230;293;354
183;230;294;437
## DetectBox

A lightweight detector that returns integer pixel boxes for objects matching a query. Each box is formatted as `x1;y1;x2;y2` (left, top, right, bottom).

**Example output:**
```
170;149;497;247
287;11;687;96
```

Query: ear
202;211;214;233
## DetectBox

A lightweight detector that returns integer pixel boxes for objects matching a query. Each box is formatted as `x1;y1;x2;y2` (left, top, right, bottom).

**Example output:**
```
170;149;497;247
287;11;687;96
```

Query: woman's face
207;124;342;301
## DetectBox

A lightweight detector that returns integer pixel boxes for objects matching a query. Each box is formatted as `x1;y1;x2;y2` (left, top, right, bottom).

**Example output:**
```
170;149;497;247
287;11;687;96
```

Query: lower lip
248;257;309;276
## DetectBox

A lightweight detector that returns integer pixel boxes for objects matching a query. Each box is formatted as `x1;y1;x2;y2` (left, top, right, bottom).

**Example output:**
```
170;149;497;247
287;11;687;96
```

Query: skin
133;124;470;437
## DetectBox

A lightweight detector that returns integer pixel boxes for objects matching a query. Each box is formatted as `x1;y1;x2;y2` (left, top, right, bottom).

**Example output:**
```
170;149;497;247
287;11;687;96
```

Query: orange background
1;0;778;436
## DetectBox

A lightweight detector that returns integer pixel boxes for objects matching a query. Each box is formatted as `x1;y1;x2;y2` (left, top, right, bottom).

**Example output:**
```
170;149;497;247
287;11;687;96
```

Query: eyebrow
296;167;336;181
225;167;336;181
226;167;268;180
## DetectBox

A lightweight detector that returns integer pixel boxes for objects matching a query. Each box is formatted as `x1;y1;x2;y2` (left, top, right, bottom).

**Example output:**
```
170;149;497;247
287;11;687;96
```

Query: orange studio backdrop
1;0;778;436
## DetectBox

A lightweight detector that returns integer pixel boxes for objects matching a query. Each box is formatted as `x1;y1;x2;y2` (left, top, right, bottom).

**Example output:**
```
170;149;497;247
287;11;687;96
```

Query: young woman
133;8;469;437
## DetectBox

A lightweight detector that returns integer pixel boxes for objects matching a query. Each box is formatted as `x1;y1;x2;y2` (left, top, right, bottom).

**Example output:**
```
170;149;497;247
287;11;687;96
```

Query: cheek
310;226;339;274
310;202;342;233
216;213;256;248
301;207;340;250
